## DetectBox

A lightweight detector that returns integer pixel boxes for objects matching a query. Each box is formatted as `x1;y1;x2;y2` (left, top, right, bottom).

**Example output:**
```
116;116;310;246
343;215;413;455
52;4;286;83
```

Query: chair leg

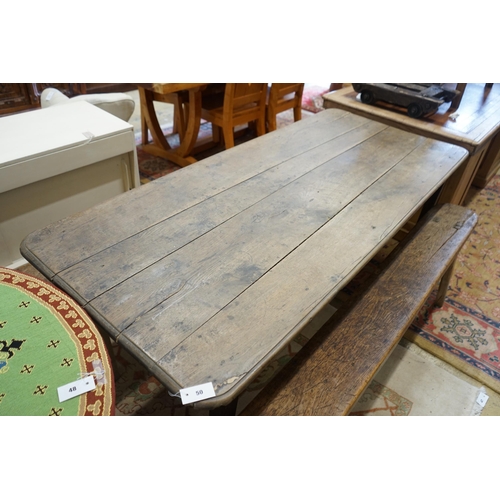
293;105;302;122
222;123;235;149
267;113;277;132
255;117;266;137
212;124;221;144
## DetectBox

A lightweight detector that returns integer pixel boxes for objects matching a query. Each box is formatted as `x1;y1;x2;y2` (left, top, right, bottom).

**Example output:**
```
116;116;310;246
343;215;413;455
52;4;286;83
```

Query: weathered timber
240;203;477;416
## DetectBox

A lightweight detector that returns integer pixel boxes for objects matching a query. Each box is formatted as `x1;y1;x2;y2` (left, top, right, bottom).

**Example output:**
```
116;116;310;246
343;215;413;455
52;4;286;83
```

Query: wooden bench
240;203;477;416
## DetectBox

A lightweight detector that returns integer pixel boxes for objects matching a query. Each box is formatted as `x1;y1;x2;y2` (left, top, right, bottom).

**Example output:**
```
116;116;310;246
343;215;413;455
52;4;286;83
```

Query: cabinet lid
0;101;133;168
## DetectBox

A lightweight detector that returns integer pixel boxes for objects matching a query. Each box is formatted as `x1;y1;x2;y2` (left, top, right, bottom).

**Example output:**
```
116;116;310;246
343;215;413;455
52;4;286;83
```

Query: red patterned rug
301;85;330;113
405;174;500;393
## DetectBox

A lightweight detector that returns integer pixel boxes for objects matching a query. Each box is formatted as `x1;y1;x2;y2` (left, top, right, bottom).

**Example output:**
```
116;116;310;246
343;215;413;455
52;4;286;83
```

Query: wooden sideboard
0;83;136;116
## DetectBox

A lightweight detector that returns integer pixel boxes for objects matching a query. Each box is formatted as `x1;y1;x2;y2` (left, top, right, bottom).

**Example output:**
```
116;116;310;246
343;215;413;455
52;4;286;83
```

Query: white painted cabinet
0;101;139;267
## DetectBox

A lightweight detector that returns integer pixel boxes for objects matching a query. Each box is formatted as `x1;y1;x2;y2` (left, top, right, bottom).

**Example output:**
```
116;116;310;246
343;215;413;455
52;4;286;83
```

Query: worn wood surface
21;109;469;409
241;204;477;416
323;84;500;206
324;84;500;154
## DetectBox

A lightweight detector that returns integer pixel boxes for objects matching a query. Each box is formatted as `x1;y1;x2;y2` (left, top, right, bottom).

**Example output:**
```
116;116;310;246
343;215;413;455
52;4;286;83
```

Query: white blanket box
0;101;139;267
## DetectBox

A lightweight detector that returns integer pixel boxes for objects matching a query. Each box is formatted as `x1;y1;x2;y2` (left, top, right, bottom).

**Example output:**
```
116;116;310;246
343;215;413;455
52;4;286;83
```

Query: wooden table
323;84;500;202
20;109;469;411
137;83;208;167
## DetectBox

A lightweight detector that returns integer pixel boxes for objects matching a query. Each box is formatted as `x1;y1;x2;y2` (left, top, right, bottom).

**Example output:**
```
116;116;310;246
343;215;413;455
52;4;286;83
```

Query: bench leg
435;260;456;307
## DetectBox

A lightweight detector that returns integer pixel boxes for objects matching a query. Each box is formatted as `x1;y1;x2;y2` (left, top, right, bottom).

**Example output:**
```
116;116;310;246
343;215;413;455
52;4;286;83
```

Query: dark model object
352;83;460;118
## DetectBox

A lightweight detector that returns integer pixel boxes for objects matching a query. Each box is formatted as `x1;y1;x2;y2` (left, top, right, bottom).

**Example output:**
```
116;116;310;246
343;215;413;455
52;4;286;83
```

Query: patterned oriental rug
405;175;500;394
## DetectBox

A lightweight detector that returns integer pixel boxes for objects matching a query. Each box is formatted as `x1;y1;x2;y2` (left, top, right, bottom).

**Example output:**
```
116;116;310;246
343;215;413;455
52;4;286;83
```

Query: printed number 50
196;390;203;396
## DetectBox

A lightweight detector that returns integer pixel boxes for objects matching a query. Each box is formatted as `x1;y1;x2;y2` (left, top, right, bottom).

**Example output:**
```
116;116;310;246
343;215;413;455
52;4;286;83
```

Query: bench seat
240;203;477;416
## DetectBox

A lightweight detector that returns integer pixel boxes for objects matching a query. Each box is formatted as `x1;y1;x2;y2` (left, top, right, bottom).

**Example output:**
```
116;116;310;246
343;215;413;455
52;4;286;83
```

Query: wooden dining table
20;109;470;412
137;83;208;167
323;83;500;203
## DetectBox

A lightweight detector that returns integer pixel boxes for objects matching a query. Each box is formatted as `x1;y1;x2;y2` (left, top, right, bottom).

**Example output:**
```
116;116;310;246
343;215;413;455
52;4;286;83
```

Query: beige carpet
351;343;488;416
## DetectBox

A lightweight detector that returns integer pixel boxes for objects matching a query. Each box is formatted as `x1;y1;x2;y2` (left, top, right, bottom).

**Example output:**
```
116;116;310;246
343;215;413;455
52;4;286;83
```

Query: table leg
472;131;500;188
138;87;203;168
437;151;484;206
175;88;203;158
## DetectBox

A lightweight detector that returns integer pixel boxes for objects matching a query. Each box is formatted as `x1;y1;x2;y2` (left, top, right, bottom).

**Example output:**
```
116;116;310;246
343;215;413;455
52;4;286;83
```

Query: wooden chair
266;83;304;132
200;83;267;149
169;84;226;141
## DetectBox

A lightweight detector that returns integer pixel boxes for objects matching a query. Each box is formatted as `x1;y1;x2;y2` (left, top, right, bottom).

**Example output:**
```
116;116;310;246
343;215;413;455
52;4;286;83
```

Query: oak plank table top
323;84;500;205
20;109;469;410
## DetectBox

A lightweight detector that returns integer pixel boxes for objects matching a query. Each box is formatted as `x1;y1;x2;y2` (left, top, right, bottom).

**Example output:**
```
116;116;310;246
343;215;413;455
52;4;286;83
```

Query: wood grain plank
19;106;471;411
118;140;467;402
240;204;477;416
55;119;388;303
323;84;500;154
21;109;363;275
88;127;428;346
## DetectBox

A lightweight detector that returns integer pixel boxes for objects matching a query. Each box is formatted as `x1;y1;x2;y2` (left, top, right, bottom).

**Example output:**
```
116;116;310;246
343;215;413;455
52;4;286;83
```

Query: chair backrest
266;84;305;131
200;84;268;147
268;83;304;110
223;83;267;120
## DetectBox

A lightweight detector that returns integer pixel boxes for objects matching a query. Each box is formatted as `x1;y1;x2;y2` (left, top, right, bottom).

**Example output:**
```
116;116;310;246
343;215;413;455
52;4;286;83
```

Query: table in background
0;267;115;416
323;84;500;201
137;83;208;167
20;109;469;411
